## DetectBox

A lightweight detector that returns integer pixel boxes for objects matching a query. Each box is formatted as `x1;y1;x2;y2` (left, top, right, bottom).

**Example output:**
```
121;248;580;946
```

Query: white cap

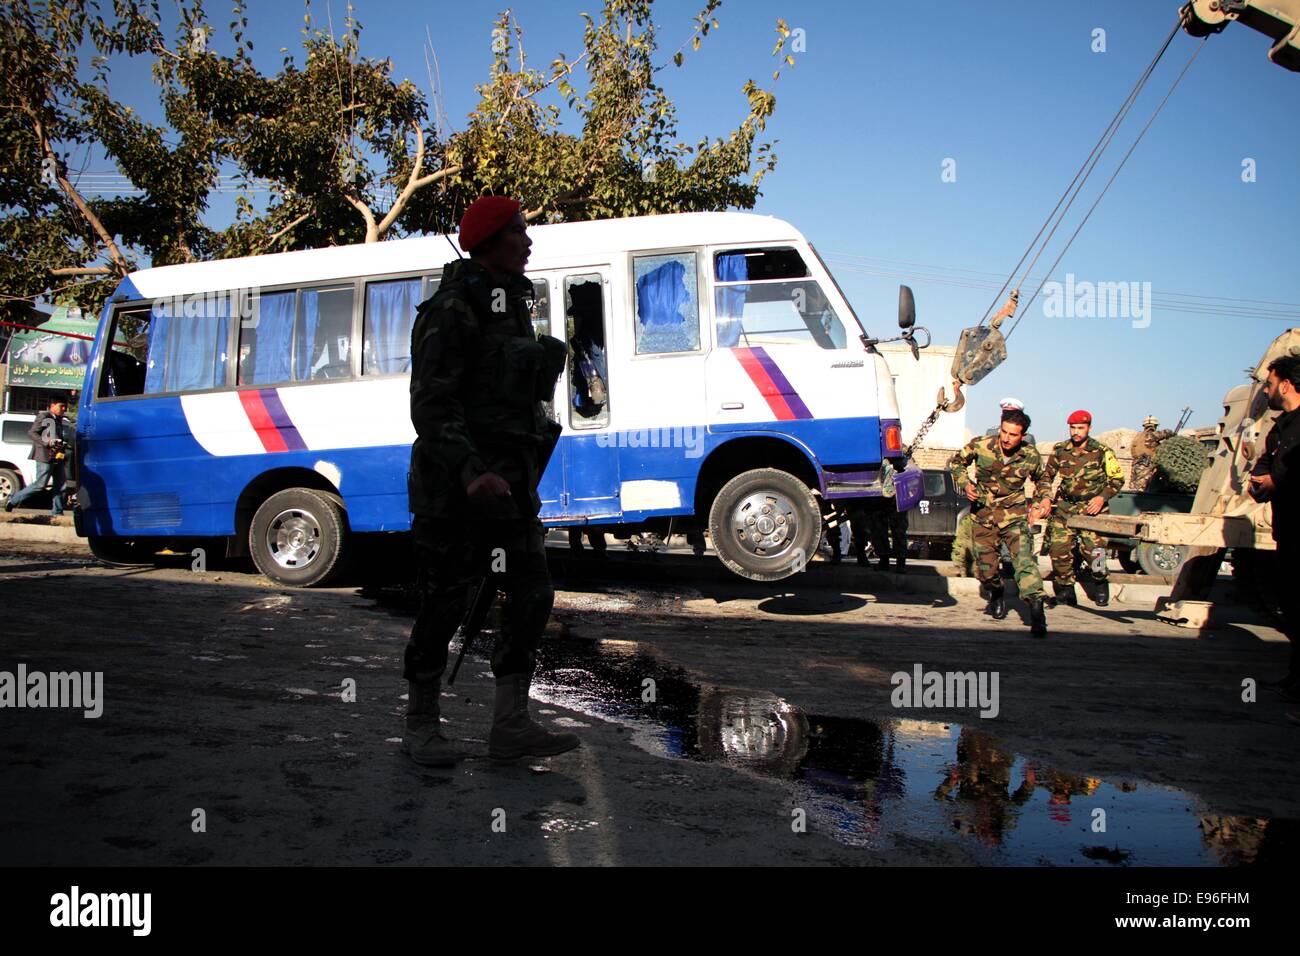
998;397;1024;410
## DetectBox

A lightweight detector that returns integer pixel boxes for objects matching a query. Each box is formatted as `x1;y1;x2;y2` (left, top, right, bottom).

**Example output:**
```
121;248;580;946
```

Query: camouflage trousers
971;517;1043;599
952;513;974;574
1047;502;1108;585
403;514;554;683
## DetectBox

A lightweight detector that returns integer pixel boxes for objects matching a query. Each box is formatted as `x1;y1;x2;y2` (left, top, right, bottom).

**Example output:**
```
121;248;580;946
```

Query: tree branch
50;266;114;276
372;121;461;239
256;211;311;253
33;112;130;276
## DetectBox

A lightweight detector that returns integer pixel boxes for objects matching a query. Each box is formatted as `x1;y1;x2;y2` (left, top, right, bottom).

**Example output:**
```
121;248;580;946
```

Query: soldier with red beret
402;196;576;765
1037;410;1125;607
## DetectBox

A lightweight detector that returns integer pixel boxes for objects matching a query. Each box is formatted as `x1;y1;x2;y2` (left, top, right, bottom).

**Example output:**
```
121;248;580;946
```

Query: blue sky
85;0;1300;439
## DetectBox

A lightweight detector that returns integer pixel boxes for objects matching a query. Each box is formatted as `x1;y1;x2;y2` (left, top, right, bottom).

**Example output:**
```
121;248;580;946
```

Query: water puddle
529;637;1288;865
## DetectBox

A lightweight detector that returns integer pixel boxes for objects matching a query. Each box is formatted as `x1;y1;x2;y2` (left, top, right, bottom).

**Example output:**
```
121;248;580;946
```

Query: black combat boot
1053;581;1078;607
403;675;463;767
489;674;581;760
985;585;1007;620
1026;595;1048;638
1093;579;1110;607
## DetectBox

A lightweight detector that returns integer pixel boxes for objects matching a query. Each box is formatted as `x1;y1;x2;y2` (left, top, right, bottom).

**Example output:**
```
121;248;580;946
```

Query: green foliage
1;0;785;323
432;1;781;228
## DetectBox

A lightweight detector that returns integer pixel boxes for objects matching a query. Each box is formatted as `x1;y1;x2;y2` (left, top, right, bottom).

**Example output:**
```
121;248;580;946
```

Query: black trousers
403;514;554;683
1280;538;1299;671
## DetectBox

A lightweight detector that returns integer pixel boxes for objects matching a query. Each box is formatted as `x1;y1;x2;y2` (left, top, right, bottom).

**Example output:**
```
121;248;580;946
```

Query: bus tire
249;488;349;587
88;535;157;566
708;468;822;582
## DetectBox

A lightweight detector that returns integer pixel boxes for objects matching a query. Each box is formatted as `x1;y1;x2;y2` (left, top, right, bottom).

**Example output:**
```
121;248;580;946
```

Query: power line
823;257;1300;323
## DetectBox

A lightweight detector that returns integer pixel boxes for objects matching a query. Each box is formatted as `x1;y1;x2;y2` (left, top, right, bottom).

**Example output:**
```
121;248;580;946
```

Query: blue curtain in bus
365;279;420;374
634;256;698;353
143;306;169;393
251;292;294;385
143;297;229;393
294;291;322;381
715;253;748;348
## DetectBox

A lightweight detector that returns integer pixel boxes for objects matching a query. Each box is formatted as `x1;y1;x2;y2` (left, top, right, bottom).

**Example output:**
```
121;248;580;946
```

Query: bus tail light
884;424;902;453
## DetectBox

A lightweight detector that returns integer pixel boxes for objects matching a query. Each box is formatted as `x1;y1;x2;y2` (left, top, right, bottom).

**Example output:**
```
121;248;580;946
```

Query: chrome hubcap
267;508;322;570
731;491;798;558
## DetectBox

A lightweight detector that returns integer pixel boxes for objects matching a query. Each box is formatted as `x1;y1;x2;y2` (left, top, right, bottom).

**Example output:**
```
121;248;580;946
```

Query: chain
905;400;947;458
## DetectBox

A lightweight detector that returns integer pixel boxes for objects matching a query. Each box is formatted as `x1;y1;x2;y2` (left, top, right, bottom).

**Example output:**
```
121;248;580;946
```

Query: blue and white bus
74;211;923;585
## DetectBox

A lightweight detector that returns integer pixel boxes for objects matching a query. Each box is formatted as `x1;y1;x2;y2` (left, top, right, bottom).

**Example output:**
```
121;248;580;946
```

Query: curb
0;513;80;546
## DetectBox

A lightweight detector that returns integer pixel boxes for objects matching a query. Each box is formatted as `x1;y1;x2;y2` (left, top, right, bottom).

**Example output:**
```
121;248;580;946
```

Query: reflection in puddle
531;637;1290;865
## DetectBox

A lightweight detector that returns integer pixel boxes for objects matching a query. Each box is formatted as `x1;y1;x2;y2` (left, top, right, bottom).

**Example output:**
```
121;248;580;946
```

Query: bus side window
632;252;700;354
125;294;230;395
363;277;423;375
713;247;847;349
98;308;150;398
529;278;550;338
564;275;608;428
295;286;353;381
240;291;296;385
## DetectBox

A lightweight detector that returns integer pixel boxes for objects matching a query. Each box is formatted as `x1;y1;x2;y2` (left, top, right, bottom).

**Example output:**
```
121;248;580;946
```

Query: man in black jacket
402;196;573;766
5;398;68;515
1250;355;1300;695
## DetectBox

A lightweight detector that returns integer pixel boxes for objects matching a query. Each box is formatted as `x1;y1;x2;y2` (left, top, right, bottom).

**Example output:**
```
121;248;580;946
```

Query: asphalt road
0;541;1295;866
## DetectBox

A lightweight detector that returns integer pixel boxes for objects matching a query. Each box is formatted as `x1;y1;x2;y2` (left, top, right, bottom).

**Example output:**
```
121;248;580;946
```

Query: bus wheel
249;488;349;587
88;535;157;566
708;468;821;582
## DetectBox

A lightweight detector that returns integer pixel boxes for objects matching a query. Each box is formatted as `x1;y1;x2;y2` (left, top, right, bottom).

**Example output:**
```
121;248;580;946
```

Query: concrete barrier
0;513;82;547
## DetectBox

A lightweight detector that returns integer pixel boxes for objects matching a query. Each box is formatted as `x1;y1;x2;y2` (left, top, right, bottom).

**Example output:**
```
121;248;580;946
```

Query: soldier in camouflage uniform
948;408;1048;636
1128;416;1174;492
952;398;1032;576
403;196;575;766
1038;409;1126;607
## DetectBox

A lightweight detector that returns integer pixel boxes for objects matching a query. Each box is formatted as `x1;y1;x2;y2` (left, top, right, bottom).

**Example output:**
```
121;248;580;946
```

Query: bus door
83;297;231;536
556;270;620;520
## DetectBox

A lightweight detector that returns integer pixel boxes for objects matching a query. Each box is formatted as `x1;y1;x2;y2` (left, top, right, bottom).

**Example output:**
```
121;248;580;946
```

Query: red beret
458;196;522;254
1067;409;1092;425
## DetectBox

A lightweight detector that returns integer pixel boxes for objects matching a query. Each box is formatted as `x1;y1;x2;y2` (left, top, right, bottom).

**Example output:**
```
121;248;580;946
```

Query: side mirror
898;285;916;329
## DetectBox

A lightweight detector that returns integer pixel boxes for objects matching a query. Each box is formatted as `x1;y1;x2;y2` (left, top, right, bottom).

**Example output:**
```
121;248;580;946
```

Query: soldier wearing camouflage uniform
952;398;1031;576
403;196;575;766
1038;410;1125;607
1128;416;1174;492
948;408;1048;636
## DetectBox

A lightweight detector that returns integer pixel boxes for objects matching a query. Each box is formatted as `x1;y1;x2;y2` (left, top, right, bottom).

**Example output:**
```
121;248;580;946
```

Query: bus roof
118;211;809;300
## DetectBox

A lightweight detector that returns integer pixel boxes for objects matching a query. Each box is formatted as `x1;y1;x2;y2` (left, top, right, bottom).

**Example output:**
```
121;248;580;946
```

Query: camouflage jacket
408;259;566;519
948;435;1043;528
1042;437;1125;507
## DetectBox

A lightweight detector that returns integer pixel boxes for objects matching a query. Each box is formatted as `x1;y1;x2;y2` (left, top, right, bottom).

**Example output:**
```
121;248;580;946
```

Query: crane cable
976;18;1185;331
908;18;1203;458
1006;34;1209;339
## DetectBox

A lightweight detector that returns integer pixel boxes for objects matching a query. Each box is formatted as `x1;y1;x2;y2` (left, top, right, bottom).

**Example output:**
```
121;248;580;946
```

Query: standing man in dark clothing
403;196;575;766
1249;355;1300;696
5;397;69;515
